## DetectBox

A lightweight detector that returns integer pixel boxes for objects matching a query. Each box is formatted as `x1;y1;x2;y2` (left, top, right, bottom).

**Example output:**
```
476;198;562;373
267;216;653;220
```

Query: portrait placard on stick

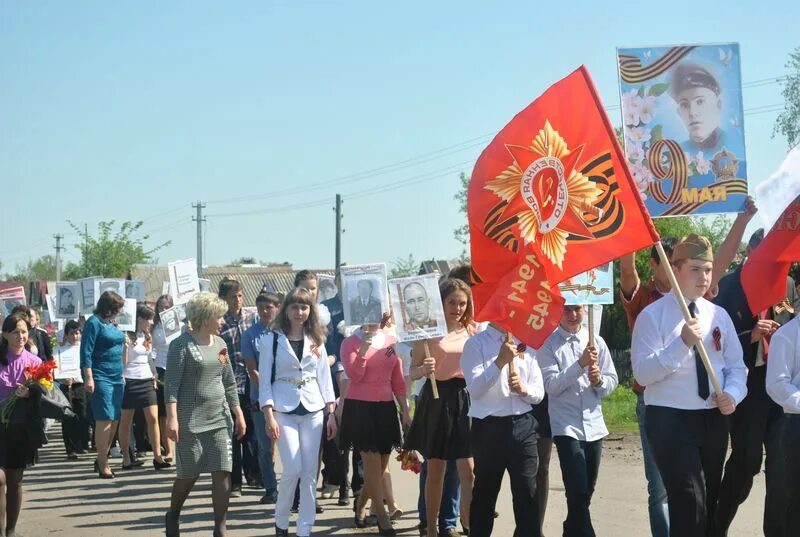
617;42;747;217
115;299;137;332
125;279;146;302
54;345;81;381
79;277;99;315
55;282;81;319
95;279;126;301
168;259;200;304
317;275;338;303
389;273;447;343
0;286;26;318
341;264;388;327
160;305;183;344
558;262;614;306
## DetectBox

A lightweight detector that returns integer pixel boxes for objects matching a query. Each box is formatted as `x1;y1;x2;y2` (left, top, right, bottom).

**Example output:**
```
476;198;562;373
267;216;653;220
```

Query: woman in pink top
0;312;43;537
404;278;475;537
339;323;411;536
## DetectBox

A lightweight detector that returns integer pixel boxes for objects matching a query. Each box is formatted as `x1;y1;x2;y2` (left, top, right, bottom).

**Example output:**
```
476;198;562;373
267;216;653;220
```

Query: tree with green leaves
3;255;59;283
774;46;800;147
64;220;170;279
388;254;418;279
453;171;470;247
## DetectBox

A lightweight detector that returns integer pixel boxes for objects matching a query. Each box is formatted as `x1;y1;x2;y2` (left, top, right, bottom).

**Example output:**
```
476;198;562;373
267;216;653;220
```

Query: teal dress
80;315;125;421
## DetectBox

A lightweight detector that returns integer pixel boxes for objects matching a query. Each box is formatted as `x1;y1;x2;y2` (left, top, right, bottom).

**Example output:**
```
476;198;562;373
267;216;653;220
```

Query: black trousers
470;411;540;537
554;436;602;537
713;368;787;537
784;415;800;532
231;394;258;487
646;405;729;537
60;383;90;454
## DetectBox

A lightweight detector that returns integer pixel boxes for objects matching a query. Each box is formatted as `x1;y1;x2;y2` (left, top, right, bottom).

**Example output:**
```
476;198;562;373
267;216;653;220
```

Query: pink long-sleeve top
342;333;406;403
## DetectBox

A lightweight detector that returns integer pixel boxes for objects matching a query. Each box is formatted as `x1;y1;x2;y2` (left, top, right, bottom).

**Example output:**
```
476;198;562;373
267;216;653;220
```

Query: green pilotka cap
672;233;713;263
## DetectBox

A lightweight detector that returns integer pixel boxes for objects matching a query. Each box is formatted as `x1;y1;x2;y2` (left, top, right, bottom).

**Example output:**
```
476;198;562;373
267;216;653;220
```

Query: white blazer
257;330;335;413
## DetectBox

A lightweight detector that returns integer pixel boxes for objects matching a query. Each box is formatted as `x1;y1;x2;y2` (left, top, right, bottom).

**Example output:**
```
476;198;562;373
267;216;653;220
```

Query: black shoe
76;448;88;455
260;490;278;504
316;500;323;514
337;489;350;506
275;527;288;537
165;510;180;537
378;525;397;536
67;452;79;460
153;459;173;471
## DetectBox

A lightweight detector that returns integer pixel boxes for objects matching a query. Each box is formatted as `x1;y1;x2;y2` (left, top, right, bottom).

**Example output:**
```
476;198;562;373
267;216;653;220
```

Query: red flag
468;66;659;348
741;194;800;314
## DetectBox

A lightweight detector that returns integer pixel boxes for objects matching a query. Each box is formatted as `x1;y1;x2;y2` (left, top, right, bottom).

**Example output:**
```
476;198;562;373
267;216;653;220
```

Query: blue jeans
637;393;669;537
418;459;460;531
251;407;277;492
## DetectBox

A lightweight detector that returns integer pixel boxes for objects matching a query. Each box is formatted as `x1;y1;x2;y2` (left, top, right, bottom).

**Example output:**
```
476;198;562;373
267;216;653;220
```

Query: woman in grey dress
164;292;246;537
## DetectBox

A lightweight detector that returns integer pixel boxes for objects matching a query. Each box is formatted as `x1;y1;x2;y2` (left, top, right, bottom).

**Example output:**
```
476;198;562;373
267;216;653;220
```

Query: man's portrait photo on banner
56;282;81;319
617;43;748;217
160;305;182;343
341;263;388;326
389;273;447;342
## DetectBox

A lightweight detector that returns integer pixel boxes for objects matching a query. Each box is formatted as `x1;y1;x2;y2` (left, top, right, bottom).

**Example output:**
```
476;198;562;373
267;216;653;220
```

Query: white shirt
124;334;155;380
539;327;618;442
766;316;800;414
461;325;544;419
152;324;169;370
257;331;336;413
632;294;747;410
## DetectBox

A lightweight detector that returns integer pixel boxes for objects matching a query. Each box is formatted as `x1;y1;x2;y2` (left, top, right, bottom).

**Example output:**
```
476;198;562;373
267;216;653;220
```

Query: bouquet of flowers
0;361;64;425
395;449;423;474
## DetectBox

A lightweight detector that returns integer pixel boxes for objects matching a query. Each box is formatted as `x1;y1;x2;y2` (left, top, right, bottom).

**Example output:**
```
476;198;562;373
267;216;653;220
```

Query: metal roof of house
131;264;335;306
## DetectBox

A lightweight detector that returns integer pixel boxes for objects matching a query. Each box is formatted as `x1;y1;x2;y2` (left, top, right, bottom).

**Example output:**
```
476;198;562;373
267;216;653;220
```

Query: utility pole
192;201;206;277
334;194;343;273
53;234;64;281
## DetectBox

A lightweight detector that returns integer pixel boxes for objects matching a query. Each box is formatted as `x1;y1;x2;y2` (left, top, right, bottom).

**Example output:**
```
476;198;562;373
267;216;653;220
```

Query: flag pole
587;306;595;347
505;332;516;379
654;242;723;396
422;341;440;400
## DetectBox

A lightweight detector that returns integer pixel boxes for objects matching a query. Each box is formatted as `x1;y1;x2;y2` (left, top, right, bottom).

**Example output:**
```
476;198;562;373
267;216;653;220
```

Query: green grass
602;386;639;434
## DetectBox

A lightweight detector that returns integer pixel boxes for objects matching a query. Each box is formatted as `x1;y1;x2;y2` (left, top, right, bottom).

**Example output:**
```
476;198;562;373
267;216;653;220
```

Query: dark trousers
469;411;540;537
554;436;602;537
646;405;729;537
713;369;787;537
784;415;800;532
60;383;90;454
231;393;258;487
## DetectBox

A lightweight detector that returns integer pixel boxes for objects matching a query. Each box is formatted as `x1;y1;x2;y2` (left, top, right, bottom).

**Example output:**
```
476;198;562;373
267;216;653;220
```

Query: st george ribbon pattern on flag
468;66;660;349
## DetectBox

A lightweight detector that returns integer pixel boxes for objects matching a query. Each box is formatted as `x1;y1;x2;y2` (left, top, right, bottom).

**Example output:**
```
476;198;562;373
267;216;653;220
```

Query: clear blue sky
1;1;797;272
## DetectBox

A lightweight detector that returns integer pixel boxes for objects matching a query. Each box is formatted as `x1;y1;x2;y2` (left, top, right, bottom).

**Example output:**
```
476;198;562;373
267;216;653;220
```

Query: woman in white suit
258;287;337;537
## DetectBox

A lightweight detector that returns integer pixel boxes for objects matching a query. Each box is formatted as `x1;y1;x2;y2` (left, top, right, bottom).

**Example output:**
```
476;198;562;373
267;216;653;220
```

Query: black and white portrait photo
56;282;81;319
341;264;388;327
389;273;447;342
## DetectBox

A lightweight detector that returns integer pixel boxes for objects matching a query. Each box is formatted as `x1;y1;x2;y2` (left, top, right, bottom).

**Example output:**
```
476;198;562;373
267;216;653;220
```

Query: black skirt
339;399;402;455
0;423;37;470
122;378;157;410
404;377;471;460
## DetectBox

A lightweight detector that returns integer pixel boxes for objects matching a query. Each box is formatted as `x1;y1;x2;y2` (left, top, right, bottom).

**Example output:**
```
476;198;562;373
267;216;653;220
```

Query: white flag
755;144;800;231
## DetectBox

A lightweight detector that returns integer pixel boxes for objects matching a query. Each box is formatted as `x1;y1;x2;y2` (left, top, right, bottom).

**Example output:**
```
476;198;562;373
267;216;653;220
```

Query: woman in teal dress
80;290;126;479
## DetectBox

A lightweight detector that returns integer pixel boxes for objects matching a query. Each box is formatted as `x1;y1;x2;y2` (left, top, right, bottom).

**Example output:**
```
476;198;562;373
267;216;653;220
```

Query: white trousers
275;410;324;536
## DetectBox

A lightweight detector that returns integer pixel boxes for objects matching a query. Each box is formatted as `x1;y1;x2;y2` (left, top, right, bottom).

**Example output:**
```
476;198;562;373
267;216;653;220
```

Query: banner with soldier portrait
617;43;748;217
388;273;447;342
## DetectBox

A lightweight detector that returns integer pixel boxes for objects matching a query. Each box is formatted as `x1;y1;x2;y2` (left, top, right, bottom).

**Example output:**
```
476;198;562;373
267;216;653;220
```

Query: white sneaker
109;447;123;458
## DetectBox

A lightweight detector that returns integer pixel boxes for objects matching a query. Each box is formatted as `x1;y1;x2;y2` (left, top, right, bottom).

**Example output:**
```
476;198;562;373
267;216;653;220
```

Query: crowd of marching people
2;198;800;537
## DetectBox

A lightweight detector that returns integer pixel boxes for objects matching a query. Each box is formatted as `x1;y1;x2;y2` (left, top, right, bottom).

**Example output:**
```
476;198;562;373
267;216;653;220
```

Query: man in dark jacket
712;229;800;537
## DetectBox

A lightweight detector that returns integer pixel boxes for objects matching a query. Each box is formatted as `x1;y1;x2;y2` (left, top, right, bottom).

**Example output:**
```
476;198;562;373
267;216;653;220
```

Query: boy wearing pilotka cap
631;233;747;537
